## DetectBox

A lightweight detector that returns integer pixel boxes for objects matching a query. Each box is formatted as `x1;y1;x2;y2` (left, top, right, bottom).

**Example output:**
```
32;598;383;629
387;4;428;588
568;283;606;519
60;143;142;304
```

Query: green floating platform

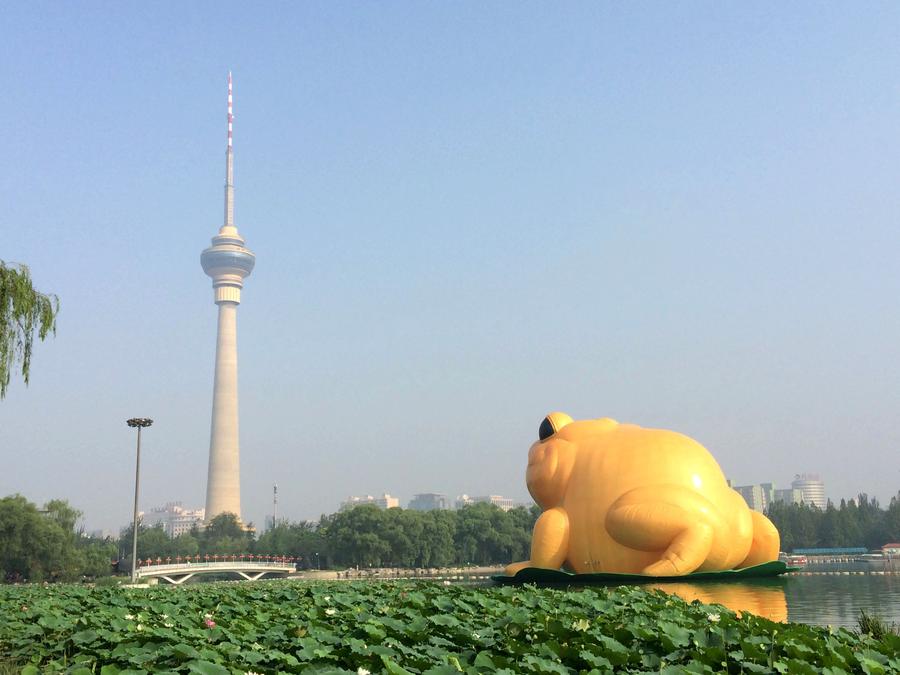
492;560;798;585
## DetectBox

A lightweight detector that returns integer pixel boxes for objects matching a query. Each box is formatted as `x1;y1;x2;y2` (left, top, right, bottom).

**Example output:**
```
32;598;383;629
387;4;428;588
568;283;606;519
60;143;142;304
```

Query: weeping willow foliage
0;261;59;399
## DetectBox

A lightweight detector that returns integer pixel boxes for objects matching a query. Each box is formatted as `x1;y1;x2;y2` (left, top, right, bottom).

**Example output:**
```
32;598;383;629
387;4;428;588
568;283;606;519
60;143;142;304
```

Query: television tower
201;72;255;521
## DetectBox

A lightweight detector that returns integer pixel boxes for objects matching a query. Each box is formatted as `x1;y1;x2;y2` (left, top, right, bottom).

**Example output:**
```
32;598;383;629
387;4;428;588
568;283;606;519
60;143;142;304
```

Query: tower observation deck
201;72;255;521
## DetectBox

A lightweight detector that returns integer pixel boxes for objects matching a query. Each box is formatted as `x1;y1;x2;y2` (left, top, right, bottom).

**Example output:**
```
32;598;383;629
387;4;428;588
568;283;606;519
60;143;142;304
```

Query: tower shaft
205;302;241;518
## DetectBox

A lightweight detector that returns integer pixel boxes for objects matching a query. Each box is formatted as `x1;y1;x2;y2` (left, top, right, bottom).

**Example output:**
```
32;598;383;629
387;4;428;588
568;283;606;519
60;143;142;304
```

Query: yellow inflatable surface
505;413;780;577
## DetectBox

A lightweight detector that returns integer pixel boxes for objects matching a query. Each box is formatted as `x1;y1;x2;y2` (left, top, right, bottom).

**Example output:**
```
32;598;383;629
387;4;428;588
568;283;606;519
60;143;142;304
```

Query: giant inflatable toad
505;413;780;577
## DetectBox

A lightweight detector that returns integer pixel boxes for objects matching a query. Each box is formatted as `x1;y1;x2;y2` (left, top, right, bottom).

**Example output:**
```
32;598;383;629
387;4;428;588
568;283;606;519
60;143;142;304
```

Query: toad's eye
539;412;573;440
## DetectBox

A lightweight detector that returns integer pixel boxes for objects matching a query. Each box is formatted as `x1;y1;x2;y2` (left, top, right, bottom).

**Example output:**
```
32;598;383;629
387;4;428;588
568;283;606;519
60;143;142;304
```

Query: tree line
6;490;900;582
0;495;115;582
122;502;539;570
0;495;539;582
766;493;900;552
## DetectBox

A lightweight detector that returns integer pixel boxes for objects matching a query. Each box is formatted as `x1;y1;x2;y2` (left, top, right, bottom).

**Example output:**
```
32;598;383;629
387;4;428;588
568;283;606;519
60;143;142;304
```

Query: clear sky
2;3;899;532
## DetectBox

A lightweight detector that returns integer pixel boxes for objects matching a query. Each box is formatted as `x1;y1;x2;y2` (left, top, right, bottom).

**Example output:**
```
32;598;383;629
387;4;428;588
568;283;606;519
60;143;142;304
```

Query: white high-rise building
791;474;826;510
474;495;516;512
733;482;777;512
734;484;769;512
408;493;452;511
456;494;474;509
772;487;803;505
143;502;206;538
201;73;256;522
340;494;400;511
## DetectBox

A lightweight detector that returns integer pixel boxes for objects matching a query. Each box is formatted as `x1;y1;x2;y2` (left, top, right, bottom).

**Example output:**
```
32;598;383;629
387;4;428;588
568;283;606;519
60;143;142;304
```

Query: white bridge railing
135;559;295;585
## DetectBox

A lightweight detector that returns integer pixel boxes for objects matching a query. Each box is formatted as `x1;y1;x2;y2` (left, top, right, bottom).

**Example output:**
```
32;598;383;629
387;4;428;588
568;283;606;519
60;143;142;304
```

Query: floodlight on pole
127;417;153;583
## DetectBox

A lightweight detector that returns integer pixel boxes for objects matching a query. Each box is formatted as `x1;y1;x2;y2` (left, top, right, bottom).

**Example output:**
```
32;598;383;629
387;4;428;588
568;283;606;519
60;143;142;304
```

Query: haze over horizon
2;4;899;532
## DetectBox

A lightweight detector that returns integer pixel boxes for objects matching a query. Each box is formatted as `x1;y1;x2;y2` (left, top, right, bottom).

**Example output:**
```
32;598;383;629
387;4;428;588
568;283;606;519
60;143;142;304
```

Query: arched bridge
135;556;296;585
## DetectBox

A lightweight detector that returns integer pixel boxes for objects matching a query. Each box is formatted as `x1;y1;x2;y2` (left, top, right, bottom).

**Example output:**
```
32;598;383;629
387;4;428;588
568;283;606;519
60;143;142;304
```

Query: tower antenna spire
224;71;234;229
227;71;233;148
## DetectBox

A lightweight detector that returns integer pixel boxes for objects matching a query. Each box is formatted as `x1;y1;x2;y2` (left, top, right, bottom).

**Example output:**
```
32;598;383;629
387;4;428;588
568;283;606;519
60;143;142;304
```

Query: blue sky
2;3;899;531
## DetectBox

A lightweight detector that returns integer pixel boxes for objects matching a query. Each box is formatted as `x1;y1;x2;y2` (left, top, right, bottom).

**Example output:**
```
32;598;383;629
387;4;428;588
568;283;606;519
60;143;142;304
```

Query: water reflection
642;574;900;628
645;580;788;622
488;572;900;628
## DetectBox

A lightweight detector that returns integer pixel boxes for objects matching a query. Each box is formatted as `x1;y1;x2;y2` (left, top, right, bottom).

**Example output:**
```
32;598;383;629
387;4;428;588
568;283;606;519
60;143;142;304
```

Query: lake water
471;563;900;629
642;572;900;628
371;563;899;629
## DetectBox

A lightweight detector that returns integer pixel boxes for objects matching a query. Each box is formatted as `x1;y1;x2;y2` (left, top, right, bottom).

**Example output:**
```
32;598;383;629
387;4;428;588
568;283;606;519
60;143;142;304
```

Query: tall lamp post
127;417;153;583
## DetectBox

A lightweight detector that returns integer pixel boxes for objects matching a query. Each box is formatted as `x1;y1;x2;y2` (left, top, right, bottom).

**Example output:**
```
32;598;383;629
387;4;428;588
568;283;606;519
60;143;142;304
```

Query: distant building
340;494;400;511
735;484;772;512
454;494;517;511
456;494;474;509
376;494;400;509
732;477;821;512
143;502;205;538
473;495;516;512
791;474;826;510
408;493;451;511
773;487;803;506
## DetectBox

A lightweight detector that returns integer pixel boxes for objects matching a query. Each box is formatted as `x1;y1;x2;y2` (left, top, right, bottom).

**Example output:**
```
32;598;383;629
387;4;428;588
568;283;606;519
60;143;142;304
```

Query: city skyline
67;472;852;535
2;5;900;532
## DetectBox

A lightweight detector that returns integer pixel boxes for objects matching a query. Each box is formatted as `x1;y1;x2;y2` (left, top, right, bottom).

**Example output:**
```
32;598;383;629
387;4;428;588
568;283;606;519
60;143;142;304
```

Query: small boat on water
778;553;808;567
855;553;886;565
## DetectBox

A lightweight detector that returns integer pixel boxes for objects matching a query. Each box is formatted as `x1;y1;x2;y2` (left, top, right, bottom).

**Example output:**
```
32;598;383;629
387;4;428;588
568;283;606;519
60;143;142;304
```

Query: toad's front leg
504;507;569;575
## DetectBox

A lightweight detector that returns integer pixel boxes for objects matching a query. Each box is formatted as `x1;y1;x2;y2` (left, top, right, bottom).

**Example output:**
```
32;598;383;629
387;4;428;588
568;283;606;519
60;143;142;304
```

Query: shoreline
289;565;504;581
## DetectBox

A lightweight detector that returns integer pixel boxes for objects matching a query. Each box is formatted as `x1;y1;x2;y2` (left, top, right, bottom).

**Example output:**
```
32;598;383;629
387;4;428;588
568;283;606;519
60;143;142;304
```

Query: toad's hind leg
737;510;780;568
606;486;716;576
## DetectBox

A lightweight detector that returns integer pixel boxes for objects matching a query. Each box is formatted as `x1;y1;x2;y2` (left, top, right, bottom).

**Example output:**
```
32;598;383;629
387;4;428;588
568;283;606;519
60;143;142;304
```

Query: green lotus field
1;580;898;674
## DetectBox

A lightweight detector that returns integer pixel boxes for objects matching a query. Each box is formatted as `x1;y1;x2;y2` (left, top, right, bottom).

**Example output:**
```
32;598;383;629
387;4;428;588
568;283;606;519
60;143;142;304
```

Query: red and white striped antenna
227;71;233;148
223;72;235;228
